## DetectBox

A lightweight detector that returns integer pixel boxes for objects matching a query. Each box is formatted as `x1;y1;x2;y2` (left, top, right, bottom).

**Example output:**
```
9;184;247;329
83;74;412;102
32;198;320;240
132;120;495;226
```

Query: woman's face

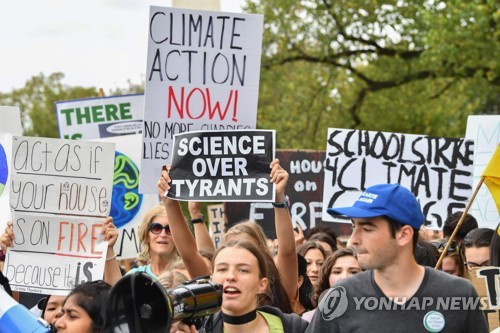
43;295;65;324
328;255;361;287
54;295;94;333
148;215;175;257
442;256;460;276
304;248;324;287
212;247;268;316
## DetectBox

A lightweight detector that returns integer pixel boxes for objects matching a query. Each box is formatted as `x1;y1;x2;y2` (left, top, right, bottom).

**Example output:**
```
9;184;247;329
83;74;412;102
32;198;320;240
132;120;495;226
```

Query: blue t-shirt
126;264;157;279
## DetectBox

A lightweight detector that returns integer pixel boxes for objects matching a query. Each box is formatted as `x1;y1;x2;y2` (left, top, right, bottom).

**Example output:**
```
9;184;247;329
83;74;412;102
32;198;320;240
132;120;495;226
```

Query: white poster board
98;134;159;259
465;115;500;229
140;7;264;193
55;94;144;140
3;137;115;295
322;128;474;230
0;106;23;232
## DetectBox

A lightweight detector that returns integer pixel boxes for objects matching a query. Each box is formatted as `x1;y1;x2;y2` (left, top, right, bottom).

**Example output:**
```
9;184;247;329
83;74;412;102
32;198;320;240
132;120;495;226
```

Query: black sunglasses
430;239;458;253
149;223;172;236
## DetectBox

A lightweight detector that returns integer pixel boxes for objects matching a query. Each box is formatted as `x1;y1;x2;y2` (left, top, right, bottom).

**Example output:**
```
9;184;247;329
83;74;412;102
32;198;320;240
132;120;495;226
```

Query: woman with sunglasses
126;205;178;279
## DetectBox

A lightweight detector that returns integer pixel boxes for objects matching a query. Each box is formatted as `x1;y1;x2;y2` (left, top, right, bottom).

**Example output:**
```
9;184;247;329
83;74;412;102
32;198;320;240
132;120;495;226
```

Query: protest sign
207;203;225;249
0;106;22;232
322;129;474;230
55;94;144;140
4;136;115;295
140;6;264;194
465;115;500;229
167;130;275;202
98;134;159;259
470;267;500;331
225;150;352;239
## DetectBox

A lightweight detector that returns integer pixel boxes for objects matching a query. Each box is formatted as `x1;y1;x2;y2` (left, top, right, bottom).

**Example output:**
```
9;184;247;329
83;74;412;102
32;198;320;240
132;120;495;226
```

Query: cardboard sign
322;129;474;230
4;137;115;295
470;267;500;331
224;150;351;239
0;106;23;232
207;203;225;249
55;94;144;140
167;130;275;202
465;115;500;229
140;7;264;194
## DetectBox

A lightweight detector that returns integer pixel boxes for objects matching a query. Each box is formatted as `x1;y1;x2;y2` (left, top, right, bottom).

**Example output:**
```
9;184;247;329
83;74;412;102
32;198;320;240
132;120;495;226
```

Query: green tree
0;73;145;138
248;0;499;149
0;73;98;137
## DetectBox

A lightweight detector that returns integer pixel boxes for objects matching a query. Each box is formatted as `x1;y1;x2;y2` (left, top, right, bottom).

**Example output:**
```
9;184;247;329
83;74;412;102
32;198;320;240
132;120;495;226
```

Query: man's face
349;217;399;270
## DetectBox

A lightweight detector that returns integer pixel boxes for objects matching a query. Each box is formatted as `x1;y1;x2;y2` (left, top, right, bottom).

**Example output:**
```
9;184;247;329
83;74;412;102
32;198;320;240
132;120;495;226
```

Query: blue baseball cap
327;184;424;230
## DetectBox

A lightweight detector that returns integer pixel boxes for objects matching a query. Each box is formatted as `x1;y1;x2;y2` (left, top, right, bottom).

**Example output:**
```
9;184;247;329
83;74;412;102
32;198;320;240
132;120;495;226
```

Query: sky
0;0;246;93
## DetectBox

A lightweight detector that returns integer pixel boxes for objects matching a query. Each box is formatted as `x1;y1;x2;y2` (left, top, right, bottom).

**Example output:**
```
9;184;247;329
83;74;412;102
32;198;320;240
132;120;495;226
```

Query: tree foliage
0;73;98;137
0;73;144;138
247;0;499;149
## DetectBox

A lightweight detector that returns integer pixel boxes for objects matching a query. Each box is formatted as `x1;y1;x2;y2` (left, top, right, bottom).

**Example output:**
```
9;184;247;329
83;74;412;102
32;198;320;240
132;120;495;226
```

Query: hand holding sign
270;159;288;202
0;222;14;252
101;217;118;249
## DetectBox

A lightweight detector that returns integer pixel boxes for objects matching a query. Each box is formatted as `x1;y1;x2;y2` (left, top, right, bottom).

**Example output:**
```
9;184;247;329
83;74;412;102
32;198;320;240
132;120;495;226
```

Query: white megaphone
0;287;51;333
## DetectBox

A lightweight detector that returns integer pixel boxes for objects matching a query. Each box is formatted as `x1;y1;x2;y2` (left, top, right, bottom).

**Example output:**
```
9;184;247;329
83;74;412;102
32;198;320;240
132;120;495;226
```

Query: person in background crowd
431;238;464;277
176;240;309;333
462;227;494;272
306;184;488;332
308;232;337;256
490;223;500;267
308;225;338;249
126;204;178;279
443;211;478;244
297;241;326;288
54;280;111;333
294;254;314;316
414;239;439;267
157;270;189;290
302;247;361;322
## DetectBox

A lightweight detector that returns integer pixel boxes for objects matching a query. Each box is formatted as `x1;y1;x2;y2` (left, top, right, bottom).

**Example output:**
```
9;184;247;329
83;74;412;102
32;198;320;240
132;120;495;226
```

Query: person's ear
398;225;414;247
297;275;304;288
258;277;269;294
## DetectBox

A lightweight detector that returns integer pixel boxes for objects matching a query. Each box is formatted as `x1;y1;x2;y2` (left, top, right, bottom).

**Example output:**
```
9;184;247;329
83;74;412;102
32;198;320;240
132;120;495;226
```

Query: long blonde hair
223;221;269;254
138;204;177;262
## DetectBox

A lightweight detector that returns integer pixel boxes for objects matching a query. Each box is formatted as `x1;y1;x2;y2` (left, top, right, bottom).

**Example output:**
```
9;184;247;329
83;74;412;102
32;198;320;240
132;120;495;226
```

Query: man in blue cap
306;184;488;333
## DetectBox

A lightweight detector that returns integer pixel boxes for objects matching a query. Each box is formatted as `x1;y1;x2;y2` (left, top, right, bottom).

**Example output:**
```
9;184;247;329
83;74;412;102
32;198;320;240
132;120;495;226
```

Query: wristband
191;214;205;224
106;255;117;261
272;195;290;209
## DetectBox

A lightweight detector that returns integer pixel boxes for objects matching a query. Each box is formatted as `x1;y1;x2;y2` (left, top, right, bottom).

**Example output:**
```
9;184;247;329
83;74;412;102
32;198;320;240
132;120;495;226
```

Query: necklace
222;309;257;325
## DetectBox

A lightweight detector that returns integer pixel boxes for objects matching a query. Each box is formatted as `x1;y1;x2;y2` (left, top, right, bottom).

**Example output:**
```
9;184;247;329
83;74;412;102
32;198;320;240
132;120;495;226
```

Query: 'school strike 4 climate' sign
3;137;115;295
166;130;275;202
322;128;474;230
140;7;264;194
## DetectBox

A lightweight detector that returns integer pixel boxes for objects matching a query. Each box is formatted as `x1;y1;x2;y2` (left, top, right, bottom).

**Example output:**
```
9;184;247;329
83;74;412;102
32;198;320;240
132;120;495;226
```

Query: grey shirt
306;266;488;333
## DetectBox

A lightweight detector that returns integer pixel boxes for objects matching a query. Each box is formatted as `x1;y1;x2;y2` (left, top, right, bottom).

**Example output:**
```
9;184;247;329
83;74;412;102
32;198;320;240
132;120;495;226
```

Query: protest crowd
0;4;499;333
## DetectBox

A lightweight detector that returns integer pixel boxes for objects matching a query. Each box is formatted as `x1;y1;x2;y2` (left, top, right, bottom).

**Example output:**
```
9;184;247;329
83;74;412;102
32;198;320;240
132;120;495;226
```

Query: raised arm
188;201;215;255
270;159;298;302
101;217;122;286
158;167;210;278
